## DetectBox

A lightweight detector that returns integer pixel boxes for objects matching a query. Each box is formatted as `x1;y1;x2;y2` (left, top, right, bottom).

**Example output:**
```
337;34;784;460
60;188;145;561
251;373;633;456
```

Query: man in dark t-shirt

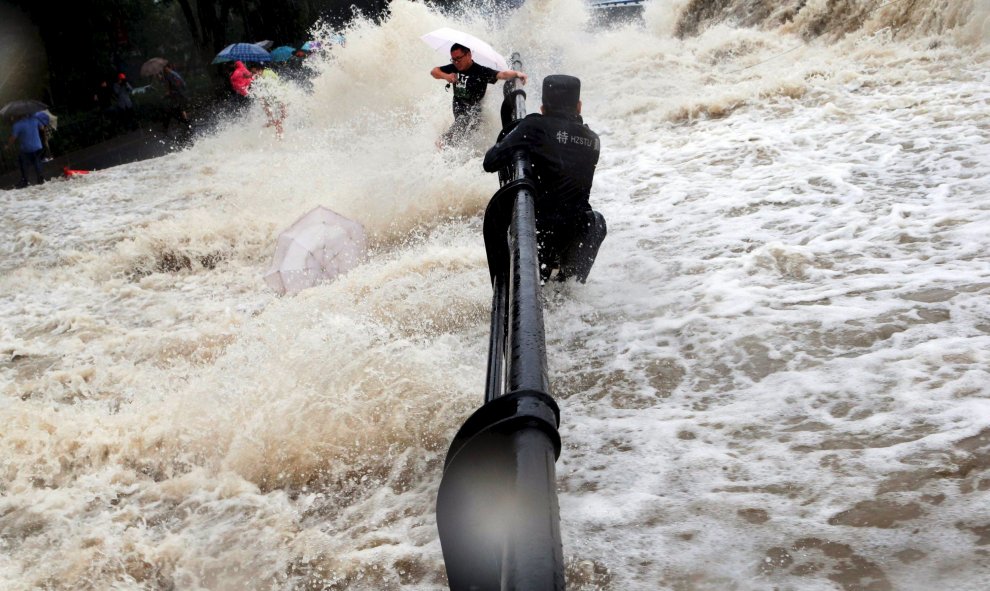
430;43;527;148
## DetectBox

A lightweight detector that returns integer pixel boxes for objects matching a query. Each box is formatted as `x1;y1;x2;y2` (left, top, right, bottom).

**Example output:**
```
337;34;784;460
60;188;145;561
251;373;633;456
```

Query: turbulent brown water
674;0;976;40
2;0;989;589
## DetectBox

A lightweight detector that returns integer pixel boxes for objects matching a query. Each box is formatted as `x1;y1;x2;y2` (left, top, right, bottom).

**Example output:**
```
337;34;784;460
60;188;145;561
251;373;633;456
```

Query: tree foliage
10;0;389;109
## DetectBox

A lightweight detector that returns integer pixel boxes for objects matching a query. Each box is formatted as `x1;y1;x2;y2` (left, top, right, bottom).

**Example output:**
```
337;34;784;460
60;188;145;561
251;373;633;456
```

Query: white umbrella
420;27;509;71
263;206;367;296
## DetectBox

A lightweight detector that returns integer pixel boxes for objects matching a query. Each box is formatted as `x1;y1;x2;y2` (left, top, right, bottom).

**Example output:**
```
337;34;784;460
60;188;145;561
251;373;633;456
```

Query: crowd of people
224;60;289;139
3;45;320;186
156;48;310;143
93;73;140;133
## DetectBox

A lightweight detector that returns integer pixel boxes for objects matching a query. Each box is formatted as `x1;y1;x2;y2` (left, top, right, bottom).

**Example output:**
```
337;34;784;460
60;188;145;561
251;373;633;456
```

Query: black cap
542;75;581;112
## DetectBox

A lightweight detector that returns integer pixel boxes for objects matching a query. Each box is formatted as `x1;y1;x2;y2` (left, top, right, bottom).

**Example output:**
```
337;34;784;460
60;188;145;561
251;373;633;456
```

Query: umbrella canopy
263;206;367;296
37;110;57;130
140;57;169;77
1;99;49;119
254;40;274;50
420;27;508;71
212;43;272;64
270;46;296;62
299;35;344;52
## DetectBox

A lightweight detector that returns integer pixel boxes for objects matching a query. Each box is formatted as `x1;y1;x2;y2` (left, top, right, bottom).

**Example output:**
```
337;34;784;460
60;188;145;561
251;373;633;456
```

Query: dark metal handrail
437;53;565;590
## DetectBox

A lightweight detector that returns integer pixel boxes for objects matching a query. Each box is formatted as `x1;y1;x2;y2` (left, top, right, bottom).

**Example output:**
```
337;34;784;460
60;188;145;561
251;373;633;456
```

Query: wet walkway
1;128;183;191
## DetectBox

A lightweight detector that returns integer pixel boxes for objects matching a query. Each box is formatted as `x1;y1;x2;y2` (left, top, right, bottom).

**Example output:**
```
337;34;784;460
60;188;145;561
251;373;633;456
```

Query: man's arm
483;120;537;172
431;66;457;84
496;70;527;85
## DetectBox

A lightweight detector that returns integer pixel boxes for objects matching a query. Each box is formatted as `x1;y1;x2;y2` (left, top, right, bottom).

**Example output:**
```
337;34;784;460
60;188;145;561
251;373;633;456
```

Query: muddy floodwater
2;1;989;589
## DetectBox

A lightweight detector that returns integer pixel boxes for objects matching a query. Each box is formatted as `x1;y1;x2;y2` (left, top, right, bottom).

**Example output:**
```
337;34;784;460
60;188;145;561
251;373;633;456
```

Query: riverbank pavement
0;127;189;191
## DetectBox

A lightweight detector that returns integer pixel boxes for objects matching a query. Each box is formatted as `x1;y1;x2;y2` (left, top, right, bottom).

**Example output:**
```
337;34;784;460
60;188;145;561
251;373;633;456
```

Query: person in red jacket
229;61;254;107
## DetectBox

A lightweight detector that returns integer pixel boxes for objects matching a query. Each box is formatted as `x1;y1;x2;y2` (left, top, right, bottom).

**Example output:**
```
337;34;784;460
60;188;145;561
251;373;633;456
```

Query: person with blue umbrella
228;60;254;108
270;46;296;63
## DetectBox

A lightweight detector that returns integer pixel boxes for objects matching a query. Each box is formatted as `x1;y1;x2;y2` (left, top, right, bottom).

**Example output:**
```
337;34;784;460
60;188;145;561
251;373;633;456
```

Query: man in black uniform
483;74;606;282
431;43;527;148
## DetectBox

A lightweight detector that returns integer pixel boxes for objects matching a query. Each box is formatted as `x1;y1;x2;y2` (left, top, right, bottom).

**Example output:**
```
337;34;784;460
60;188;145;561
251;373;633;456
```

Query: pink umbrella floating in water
264;206;367;295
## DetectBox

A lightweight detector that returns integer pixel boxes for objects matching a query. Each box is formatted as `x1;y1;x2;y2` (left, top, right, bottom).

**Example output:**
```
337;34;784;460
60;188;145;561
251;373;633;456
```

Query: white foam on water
2;0;989;589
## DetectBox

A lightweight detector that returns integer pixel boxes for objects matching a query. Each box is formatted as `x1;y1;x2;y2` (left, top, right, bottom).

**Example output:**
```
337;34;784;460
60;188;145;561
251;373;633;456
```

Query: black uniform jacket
483;112;600;228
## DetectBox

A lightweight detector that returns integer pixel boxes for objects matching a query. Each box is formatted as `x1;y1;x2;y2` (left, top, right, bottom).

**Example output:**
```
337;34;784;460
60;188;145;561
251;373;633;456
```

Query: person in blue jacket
6;113;46;187
33;110;54;161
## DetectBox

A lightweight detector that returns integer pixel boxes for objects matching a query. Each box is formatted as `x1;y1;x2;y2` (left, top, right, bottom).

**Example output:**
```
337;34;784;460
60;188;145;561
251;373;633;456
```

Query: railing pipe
438;52;564;591
506;189;550;394
484;275;507;402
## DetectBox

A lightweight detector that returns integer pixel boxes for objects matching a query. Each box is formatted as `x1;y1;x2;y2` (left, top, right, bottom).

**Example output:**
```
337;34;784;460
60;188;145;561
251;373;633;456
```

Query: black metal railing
437;53;565;591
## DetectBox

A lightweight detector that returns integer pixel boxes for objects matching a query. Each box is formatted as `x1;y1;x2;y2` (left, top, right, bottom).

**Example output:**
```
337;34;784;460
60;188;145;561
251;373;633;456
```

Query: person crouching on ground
430;43;527;149
482;75;607;283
